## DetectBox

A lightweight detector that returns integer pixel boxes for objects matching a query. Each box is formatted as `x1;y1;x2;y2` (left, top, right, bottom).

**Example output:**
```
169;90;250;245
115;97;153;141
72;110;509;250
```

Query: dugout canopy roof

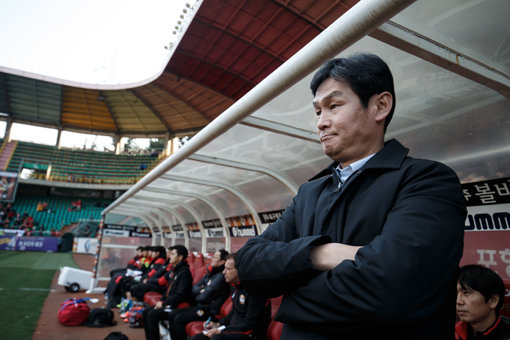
101;0;510;251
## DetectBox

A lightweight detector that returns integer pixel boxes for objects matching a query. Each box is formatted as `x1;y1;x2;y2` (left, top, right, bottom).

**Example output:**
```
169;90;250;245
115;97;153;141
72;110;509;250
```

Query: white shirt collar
336;154;375;184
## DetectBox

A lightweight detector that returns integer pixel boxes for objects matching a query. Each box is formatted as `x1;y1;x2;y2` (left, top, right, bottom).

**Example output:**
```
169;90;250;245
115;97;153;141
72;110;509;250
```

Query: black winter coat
237;139;466;340
192;265;230;316
220;283;271;340
160;261;193;308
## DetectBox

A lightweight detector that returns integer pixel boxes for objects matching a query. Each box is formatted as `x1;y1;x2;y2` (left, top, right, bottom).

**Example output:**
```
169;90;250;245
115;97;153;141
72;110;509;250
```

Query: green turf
0;251;79;340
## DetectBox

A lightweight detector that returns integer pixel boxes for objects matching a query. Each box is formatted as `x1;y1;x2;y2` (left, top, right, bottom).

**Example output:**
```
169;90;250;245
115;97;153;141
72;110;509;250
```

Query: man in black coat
143;245;193;340
236;53;466;340
192;253;271;340
168;249;231;340
455;264;510;339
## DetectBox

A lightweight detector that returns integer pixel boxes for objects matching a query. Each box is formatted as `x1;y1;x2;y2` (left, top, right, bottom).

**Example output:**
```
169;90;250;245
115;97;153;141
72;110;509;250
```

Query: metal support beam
157;175;263;235
190;153;298;195
140;187;231;251
115;205;172;246
112;208;154;229
115;203;190;248
153;207;185;247
372;21;510;99
103;0;417;215
240;116;319;143
128;198;206;253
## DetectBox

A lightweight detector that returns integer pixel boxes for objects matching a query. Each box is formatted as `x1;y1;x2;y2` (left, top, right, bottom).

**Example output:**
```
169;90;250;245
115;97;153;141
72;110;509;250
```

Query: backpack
104;331;129;340
58;298;91;326
84;307;116;327
127;306;144;328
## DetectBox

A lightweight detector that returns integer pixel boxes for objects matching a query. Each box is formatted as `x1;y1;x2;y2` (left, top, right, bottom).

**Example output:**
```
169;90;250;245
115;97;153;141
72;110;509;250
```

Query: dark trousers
120;276;136;298
192;333;253;340
143;306;170;340
131;282;163;301
169;306;210;340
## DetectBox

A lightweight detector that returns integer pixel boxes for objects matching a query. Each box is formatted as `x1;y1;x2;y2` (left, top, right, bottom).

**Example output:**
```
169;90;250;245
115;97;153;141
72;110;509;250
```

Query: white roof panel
104;0;510;244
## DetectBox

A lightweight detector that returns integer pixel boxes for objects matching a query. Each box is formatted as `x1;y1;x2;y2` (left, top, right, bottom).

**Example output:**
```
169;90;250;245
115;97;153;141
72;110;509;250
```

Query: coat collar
209;264;225;275
174;260;189;272
309;139;409;181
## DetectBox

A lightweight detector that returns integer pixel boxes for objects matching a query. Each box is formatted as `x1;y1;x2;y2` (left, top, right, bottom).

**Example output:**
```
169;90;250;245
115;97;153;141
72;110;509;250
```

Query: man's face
456;283;497;326
210;251;225;268
313;78;383;167
223;259;239;283
169;249;182;266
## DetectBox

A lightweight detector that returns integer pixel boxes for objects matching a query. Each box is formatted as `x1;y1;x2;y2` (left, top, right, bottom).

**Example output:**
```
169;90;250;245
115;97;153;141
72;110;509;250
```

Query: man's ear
373;91;392;123
488;293;500;309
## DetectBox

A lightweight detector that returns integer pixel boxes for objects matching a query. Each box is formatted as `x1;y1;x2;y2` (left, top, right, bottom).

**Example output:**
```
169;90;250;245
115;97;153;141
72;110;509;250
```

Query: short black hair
225;253;236;263
310;53;395;132
218;249;229;261
154;245;166;258
458;264;506;315
172;245;188;261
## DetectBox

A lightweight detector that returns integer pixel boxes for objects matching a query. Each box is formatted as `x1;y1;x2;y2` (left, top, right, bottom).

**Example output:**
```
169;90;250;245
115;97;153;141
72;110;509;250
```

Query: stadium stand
8;194;108;232
3;141;161;184
0;140;16;170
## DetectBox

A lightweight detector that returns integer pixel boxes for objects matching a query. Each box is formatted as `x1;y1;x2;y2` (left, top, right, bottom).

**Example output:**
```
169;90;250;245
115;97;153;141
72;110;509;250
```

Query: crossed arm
310;243;362;271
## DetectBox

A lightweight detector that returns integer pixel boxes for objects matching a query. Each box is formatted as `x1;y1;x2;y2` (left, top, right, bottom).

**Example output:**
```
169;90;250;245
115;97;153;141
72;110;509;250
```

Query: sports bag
128;306;144;328
84;307;116;327
58;298;91;326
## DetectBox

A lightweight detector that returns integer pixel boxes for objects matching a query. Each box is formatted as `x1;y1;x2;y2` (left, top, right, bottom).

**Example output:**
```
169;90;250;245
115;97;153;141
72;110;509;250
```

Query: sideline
0;287;56;292
20;288;57;292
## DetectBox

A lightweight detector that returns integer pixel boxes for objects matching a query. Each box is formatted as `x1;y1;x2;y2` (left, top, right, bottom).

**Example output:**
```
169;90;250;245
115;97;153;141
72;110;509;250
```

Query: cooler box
58;266;92;292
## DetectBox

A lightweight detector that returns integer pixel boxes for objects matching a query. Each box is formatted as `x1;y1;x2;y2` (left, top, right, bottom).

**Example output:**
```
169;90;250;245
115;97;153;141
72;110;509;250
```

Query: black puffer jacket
160;261;193;308
220;283;271;340
193;265;230;316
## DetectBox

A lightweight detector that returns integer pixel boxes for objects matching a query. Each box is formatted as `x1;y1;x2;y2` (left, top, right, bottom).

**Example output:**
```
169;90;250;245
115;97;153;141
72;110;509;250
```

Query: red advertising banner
461;230;510;281
461;203;510;281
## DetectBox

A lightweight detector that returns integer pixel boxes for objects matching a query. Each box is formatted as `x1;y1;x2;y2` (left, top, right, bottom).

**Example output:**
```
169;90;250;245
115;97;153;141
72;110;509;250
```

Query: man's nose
317;112;330;130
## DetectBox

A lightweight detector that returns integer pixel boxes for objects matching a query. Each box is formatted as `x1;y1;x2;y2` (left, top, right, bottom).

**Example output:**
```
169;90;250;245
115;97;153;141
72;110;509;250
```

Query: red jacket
455;317;510;340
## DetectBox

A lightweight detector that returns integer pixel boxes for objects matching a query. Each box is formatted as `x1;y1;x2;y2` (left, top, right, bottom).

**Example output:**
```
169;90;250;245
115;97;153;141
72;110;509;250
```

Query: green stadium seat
6;141;161;185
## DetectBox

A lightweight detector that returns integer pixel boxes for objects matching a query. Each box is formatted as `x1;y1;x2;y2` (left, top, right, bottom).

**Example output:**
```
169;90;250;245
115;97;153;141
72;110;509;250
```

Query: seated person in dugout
455;264;510;340
114;246;154;303
128;245;169;301
236;53;467;340
120;246;165;300
143;245;193;340
168;249;231;340
108;245;145;280
191;253;271;340
104;245;145;308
